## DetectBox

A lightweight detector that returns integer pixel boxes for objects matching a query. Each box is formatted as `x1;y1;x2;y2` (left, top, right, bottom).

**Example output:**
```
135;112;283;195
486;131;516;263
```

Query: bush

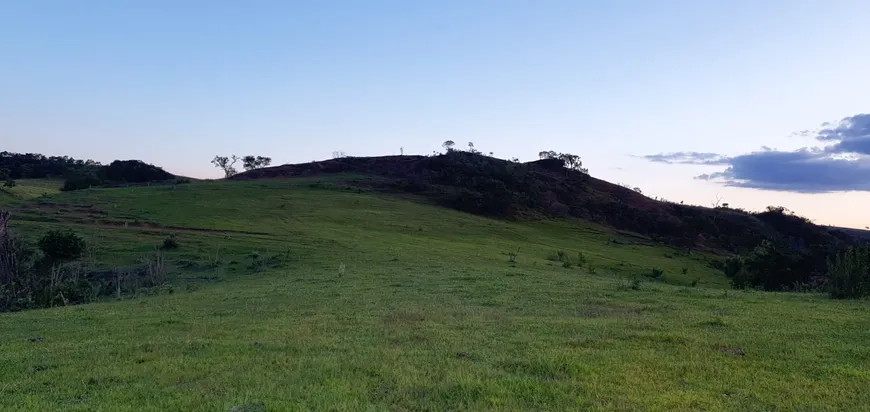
506;248;519;263
61;174;102;191
2;230;97;311
1;232;38;311
547;250;569;262
142;249;168;285
722;240;811;291
562;261;573;269
646;268;664;280
161;234;179;250
827;246;870;299
617;278;642;291
576;252;587;267
38;230;86;262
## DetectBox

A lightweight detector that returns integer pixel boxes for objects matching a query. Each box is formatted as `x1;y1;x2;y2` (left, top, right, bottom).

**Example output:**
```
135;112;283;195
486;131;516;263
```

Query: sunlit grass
1;177;867;411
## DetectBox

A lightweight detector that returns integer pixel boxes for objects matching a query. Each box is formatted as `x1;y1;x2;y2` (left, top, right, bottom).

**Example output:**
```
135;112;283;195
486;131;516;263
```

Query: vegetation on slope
1;177;869;410
234;151;864;291
0;151;176;192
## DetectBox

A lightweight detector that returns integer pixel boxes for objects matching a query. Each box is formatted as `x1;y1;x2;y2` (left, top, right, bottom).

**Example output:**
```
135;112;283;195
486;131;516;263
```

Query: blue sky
3;1;870;228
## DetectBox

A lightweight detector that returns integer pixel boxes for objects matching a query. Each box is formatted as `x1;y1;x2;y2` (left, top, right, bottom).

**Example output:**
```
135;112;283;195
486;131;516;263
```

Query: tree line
0;151;176;192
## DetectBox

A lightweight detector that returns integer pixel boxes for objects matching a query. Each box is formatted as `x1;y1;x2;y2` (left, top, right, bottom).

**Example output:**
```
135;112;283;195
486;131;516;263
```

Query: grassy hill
1;176;869;410
0;178;62;203
235;153;859;254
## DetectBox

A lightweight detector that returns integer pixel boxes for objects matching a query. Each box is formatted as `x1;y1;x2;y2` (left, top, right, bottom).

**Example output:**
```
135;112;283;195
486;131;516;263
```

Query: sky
2;1;870;228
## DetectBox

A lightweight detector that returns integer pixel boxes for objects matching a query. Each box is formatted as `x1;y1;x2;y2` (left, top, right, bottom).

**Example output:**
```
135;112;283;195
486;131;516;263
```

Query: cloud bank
645;113;870;193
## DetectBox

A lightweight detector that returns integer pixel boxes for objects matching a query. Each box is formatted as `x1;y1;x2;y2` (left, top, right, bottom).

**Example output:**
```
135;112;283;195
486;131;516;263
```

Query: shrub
646;268;664;280
38;230;86;262
1;231;38;312
576;252;587;267
507;248;519;263
617;278;642;291
722;240;809;291
161;234;179;250
142;249;168;285
681;267;689;276
586;265;597;274
61;174;102;191
562;261;573;269
690;278;700;287
827;246;870;299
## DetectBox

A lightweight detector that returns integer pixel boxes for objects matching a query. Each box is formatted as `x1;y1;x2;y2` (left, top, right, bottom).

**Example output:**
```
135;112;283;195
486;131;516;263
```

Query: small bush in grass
142;248;168;285
690;278;700;287
681;267;689;276
646;268;664;280
507;248;519;263
248;251;263;271
576;252;587;267
562;261;573;269
160;234;179;250
38;230;86;262
247;251;281;272
547;250;569;262
587;265;597;274
617;278;642;291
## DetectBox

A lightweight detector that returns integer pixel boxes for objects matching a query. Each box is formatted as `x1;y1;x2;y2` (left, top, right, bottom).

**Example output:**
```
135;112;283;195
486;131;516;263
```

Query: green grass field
1;177;868;411
0;178;62;204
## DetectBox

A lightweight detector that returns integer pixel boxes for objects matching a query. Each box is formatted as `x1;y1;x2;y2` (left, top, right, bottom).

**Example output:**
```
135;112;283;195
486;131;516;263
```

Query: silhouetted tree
242;156;272;171
442;140;456;152
538;150;588;174
0;169;13;188
211;155;240;178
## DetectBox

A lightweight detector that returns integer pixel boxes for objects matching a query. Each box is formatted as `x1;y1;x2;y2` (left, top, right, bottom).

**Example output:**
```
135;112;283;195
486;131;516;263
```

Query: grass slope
1;177;868;411
0;178;62;204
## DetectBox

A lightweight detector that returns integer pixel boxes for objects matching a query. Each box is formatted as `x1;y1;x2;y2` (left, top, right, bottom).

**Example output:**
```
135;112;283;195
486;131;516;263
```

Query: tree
557;153;585;172
38;230;86;262
442;140;455;152
211;155;240;178
467;142;480;154
102;160;173;182
242;156;272;171
538;150;557;160
538;150;588;174
0;169;13;188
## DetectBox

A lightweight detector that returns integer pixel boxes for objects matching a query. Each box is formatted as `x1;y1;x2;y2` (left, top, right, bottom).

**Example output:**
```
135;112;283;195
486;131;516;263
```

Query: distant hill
830;226;870;241
233;152;862;259
1;152;176;191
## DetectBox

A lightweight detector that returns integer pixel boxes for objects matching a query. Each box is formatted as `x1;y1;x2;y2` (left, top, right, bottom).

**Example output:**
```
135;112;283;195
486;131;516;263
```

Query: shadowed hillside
233;152;859;255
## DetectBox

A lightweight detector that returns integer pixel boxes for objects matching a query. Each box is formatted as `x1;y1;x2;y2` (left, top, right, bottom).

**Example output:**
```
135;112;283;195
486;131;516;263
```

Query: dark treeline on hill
0;151;175;191
235;151;868;294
